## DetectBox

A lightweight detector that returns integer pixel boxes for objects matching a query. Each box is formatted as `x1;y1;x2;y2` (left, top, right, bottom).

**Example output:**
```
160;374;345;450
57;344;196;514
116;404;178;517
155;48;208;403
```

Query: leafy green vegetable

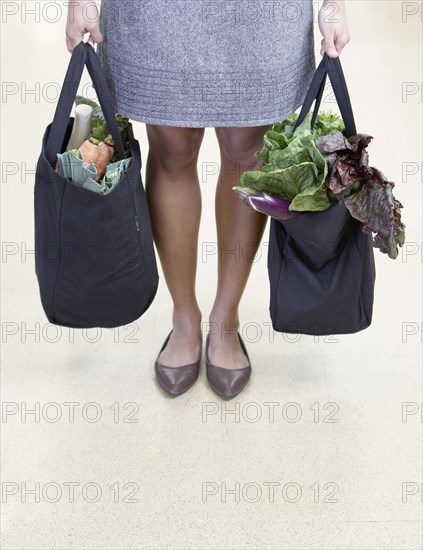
236;112;334;211
255;111;345;167
90;117;108;142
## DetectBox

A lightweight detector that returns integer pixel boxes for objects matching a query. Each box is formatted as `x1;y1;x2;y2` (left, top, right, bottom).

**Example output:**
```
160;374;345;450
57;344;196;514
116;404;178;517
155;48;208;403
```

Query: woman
66;0;350;399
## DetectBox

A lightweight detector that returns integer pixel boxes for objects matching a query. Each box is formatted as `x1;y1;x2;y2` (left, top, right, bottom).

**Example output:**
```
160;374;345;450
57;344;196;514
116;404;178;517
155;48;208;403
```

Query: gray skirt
97;0;316;127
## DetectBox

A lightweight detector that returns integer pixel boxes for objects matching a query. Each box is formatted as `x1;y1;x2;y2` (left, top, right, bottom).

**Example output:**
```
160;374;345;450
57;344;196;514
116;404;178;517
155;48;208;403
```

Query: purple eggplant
249;193;304;221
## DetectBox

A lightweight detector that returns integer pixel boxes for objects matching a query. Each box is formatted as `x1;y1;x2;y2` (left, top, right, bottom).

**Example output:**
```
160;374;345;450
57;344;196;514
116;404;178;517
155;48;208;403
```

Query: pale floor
1;2;422;549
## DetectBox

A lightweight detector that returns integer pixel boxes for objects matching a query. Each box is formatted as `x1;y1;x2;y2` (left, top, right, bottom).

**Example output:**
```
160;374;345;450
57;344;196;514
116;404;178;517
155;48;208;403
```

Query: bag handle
293;52;357;138
310;67;327;129
45;41;126;166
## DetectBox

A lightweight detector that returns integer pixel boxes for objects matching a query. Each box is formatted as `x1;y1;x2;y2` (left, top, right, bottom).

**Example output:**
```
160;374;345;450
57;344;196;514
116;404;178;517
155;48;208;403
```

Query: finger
66;35;83;53
334;43;344;57
324;35;339;58
66;38;79;53
89;29;104;44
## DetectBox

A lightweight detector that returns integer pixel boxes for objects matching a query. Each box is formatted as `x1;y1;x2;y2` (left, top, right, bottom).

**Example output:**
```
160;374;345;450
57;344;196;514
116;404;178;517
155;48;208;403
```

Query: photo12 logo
2;481;139;504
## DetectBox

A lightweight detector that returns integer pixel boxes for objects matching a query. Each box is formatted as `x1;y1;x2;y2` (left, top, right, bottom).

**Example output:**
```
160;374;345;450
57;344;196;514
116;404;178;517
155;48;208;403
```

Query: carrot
78;138;114;181
95;141;114;178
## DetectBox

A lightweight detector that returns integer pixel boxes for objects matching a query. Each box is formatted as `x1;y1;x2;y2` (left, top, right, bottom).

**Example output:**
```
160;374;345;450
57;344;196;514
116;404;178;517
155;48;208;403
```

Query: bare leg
145;125;205;367
207;124;272;369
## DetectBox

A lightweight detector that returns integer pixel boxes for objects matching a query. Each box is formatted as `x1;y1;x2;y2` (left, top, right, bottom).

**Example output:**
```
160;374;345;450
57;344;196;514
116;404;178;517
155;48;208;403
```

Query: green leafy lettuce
236;111;343;211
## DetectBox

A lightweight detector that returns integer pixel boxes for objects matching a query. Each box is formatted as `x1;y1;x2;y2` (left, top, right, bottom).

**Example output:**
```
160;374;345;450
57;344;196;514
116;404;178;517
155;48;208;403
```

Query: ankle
208;308;239;326
207;318;240;342
172;307;202;331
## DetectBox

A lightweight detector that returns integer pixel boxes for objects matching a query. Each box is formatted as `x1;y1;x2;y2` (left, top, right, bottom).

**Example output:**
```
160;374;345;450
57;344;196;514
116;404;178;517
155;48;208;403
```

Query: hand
318;0;351;58
65;0;104;53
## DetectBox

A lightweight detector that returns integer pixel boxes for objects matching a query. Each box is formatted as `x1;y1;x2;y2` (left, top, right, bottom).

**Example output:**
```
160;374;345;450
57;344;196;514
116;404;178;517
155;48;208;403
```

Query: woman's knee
146;125;205;171
215;125;271;169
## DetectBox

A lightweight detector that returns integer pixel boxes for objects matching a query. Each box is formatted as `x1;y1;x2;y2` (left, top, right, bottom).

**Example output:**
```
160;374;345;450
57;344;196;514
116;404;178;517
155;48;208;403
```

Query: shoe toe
155;362;199;396
154;330;202;396
206;365;252;399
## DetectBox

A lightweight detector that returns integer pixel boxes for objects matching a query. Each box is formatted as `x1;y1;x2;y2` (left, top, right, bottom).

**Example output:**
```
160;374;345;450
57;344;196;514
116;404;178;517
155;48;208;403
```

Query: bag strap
324;53;357;137
293;56;326;133
311;68;327;129
293;52;357;138
45;41;126;166
84;42;126;158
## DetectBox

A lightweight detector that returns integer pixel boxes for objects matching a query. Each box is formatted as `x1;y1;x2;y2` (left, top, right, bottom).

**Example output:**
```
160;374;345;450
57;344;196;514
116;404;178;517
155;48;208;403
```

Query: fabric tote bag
34;41;159;329
267;53;376;336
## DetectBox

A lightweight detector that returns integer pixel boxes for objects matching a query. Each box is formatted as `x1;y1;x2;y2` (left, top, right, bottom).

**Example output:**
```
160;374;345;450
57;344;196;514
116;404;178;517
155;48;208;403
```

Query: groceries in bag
54;95;133;195
232;109;406;260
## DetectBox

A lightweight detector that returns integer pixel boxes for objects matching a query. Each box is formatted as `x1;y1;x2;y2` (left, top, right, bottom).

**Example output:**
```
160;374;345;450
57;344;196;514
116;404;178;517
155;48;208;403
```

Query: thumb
324;35;338;58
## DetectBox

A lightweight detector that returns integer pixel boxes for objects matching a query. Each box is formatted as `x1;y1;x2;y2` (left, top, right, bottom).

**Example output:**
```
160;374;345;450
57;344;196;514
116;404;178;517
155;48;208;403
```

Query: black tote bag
34;41;159;329
267;53;376;336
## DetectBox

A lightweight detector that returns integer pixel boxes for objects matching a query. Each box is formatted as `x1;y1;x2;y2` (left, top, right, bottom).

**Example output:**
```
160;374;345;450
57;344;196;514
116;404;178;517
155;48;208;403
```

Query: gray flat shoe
205;331;252;399
154;329;202;396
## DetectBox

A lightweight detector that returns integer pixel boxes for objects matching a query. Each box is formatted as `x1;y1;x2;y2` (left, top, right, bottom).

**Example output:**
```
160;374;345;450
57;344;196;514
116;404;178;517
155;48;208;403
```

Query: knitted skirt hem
111;99;310;128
